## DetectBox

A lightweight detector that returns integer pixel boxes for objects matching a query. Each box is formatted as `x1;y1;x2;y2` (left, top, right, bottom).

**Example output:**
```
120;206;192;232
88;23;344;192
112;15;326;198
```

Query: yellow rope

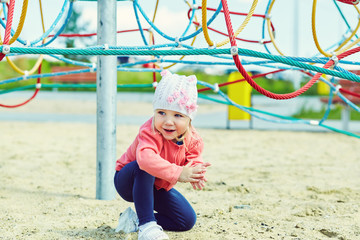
202;0;214;46
312;0;360;57
202;0;259;48
8;0;28;44
333;5;360;53
39;0;46;33
266;0;285;55
154;0;199;69
5;0;45;75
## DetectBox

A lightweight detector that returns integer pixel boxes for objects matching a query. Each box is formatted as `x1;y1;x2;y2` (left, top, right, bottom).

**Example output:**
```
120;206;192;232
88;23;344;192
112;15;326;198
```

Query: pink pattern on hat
186;103;197;114
153;71;198;119
167;96;175;103
172;91;180;99
178;97;187;109
160;70;170;77
188;75;197;82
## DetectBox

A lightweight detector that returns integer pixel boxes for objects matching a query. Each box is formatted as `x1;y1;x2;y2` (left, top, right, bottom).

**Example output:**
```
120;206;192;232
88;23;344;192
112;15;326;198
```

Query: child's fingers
202;162;211;167
185;160;193;167
191;173;205;179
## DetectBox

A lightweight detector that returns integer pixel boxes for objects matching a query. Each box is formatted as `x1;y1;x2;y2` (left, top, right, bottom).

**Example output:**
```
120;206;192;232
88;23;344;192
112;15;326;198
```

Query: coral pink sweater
115;118;204;191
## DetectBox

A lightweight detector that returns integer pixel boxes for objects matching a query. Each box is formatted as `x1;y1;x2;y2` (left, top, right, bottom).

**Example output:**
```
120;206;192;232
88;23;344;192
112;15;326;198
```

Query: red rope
187;7;274;44
0;64;42;108
50;29;151;38
221;0;360;100
336;0;359;5
0;0;15;62
339;87;360;98
198;69;284;93
302;70;360;99
191;21;272;44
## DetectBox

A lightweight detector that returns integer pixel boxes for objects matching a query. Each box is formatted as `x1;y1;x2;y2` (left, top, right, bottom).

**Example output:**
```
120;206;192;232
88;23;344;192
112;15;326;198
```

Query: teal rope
0;83;154;94
3;46;360;82
198;93;360;139
3;46;230;56
199;93;302;121
0;85;34;94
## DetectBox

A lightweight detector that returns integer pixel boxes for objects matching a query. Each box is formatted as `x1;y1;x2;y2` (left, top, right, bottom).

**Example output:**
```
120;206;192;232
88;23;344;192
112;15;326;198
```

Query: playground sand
1;101;360;239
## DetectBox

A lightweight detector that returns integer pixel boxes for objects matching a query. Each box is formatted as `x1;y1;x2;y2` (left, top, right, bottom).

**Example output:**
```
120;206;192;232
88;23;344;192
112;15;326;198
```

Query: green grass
1;62;302;94
0;59;325;96
292;105;360;120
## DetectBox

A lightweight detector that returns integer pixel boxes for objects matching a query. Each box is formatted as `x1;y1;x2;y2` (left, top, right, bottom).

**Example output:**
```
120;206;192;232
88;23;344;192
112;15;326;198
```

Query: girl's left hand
191;179;206;190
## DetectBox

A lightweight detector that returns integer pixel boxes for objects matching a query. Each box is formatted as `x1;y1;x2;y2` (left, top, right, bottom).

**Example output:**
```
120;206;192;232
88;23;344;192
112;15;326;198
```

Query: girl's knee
178;209;197;231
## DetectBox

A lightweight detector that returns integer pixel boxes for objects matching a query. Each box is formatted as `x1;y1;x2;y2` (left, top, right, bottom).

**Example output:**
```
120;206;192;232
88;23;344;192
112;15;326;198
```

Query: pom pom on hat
153;70;198;120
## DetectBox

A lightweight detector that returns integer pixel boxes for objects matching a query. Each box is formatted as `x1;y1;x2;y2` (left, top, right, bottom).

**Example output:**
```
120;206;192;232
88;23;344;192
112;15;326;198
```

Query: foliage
0;58;53;90
292;105;360;120
0;59;327;96
62;6;93;62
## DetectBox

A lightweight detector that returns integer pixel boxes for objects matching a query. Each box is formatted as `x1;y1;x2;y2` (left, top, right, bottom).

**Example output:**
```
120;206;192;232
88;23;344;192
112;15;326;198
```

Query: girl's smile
154;109;190;142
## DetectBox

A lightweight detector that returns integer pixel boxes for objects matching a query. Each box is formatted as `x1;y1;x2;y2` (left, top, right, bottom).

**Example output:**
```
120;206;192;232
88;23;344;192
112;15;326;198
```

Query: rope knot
2;45;10;55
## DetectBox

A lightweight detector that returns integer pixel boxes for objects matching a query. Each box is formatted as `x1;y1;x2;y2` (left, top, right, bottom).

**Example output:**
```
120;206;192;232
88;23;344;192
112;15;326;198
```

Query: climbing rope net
1;0;360;138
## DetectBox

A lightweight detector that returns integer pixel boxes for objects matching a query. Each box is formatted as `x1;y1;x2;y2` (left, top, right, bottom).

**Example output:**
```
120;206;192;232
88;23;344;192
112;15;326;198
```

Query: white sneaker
115;207;139;233
138;222;169;240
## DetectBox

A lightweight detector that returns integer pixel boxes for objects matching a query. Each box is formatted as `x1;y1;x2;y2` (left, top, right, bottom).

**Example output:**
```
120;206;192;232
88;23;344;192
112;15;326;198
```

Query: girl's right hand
178;161;207;183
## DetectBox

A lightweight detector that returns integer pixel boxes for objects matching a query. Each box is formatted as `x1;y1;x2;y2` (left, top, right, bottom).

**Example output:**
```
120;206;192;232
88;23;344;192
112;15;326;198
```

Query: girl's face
154;109;190;141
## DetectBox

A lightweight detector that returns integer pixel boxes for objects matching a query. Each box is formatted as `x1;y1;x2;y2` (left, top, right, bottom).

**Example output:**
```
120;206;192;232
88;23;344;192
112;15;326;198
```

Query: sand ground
0;97;360;240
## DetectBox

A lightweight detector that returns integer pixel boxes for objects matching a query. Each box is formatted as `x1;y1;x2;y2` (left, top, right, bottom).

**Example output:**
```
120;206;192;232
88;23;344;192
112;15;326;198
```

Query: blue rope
31;0;70;46
133;0;148;46
38;1;74;47
133;0;223;42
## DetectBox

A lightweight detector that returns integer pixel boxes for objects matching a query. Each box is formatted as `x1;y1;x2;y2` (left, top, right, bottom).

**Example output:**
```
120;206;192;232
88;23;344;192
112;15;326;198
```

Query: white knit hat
153;70;198;120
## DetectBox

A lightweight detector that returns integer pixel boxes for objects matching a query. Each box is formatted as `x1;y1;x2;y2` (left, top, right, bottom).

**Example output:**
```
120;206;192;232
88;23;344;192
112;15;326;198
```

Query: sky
3;0;360;72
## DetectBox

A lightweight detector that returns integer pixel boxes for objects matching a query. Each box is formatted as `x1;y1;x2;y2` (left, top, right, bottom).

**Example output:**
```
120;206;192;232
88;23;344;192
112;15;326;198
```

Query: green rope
3;46;360;82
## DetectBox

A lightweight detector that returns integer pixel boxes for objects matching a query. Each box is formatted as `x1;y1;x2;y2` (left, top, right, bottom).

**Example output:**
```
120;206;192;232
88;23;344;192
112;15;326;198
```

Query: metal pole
96;0;117;200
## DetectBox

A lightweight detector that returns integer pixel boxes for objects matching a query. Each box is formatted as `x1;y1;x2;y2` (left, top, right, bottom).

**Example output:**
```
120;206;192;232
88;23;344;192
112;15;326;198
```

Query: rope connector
230;46;238;56
175;37;181;48
330;53;339;69
147;27;153;33
309;120;319;126
156;57;162;64
152;81;158;88
2;45;10;55
259;39;265;44
23;70;29;80
334;84;342;94
208;41;216;49
103;44;109;50
90;63;96;72
265;13;272;19
36;83;42;89
26;40;31;47
213;83;219;93
191;3;198;9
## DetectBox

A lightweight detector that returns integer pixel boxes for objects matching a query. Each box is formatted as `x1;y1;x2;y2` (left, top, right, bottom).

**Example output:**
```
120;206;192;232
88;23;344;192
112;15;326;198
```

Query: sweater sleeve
136;129;183;185
186;134;204;166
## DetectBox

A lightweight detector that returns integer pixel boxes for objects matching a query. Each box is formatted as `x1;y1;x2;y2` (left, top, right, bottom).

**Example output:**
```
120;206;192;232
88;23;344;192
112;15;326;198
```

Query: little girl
114;70;211;240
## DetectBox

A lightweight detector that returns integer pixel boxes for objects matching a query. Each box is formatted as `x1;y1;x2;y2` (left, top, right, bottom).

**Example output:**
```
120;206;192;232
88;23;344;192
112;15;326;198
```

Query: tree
62;6;93;63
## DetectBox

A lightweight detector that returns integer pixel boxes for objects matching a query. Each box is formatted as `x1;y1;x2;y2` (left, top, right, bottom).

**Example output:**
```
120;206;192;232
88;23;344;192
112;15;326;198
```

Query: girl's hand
191;179;206;190
178;161;207;183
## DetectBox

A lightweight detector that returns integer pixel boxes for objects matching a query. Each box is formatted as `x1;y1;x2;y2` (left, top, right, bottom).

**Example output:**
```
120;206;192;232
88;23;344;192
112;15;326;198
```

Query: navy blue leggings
114;161;196;231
